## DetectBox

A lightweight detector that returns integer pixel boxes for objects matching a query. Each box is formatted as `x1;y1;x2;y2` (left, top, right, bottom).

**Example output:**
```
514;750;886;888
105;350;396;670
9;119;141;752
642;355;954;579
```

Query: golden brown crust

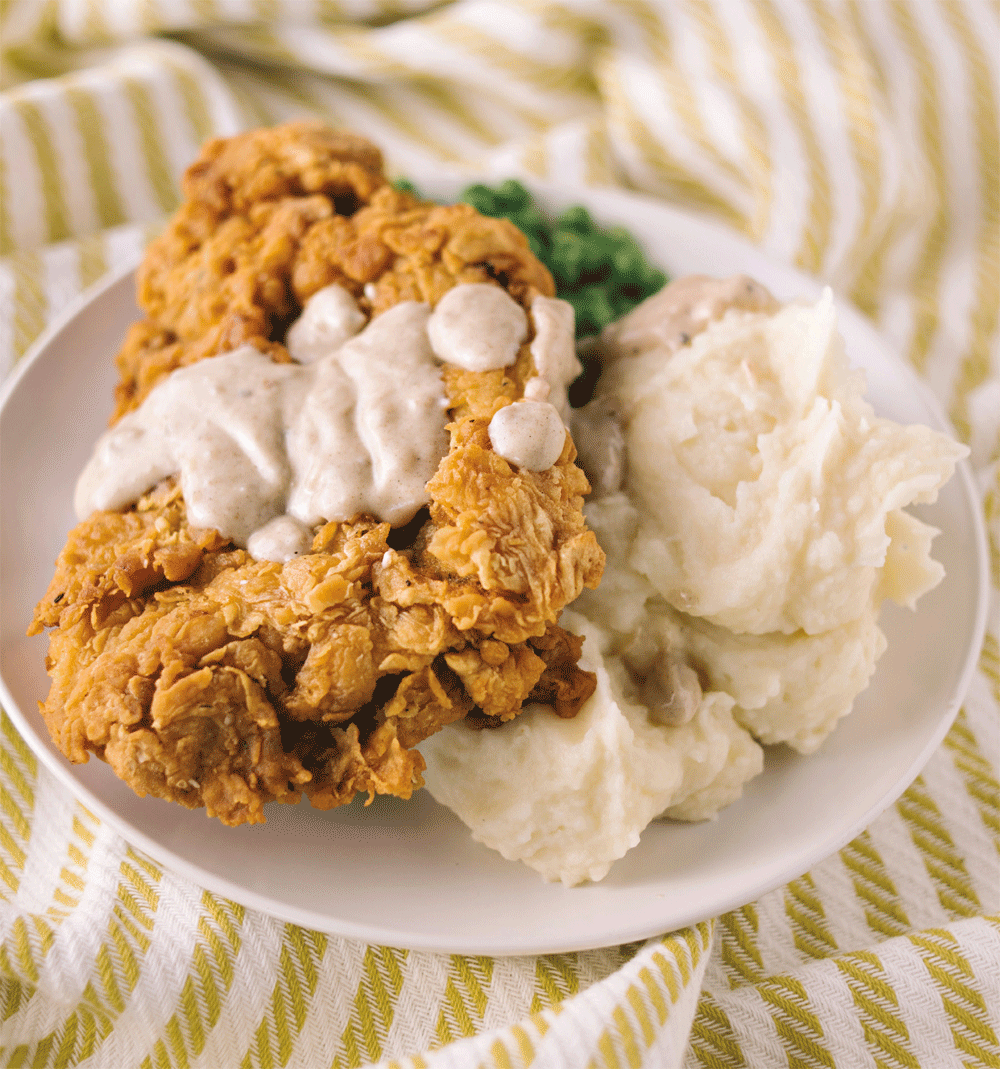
32;123;603;827
114;126;552;423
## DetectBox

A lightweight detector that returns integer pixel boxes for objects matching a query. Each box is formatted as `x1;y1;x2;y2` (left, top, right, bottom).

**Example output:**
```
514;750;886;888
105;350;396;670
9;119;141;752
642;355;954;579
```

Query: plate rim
0;259;138;417
0;183;990;954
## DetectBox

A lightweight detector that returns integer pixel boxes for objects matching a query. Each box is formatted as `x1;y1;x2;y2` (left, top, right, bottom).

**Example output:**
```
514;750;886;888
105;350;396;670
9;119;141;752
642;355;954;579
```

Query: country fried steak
30;122;604;826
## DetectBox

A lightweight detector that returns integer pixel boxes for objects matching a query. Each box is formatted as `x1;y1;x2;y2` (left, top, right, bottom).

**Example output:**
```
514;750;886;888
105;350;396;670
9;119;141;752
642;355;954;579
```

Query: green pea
523;232;546;259
611;246;644;281
497;178;532;211
580;234;615;279
607;225;638;248
558;205;595;234
511;205;546;232
451;179;668;337
642;267;668;295
580;285;616;330
461;184;499;215
550;231;587;287
392;177;420;196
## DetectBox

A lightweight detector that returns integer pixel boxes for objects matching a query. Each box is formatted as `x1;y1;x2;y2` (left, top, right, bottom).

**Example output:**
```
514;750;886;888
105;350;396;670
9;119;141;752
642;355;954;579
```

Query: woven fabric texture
0;2;997;1067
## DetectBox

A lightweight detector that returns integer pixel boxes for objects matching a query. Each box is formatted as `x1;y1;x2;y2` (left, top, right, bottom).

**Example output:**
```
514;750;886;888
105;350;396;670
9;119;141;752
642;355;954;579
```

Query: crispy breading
31;123;604;827
114;124;551;422
115;125;387;420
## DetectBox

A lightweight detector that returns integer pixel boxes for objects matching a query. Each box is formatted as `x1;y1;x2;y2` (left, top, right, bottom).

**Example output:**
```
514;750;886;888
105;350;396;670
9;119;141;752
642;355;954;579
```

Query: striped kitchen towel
1;3;997;1067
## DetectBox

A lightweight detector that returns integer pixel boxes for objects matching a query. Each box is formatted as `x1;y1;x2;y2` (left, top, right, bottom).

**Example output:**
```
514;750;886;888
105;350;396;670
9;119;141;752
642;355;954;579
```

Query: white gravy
76;300;449;555
77;283;566;561
527;295;580;424
246;515;314;563
286;300;447;528
599;274;777;361
488;400;566;471
427;283;528;371
285;283;367;363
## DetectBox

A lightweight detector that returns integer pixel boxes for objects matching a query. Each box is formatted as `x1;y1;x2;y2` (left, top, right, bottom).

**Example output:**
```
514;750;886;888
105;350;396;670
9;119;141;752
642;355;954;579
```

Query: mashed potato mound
422;279;968;885
578;494;890;753
649;603;886;753
599;290;966;635
419;612;763;885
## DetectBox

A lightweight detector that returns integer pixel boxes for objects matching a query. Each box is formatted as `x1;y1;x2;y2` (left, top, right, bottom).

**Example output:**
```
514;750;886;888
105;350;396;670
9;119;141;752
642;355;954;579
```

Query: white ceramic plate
0;181;988;955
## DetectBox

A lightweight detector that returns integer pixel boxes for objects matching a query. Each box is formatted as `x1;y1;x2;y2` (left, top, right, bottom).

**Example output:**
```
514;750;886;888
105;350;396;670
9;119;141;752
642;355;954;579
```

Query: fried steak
29;123;604;826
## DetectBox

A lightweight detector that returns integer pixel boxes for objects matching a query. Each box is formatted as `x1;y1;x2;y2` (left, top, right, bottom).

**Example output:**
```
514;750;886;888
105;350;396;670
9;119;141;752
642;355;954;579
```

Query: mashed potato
419;612;763;885
599;289;966;635
579;493;888;754
421;278;969;885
